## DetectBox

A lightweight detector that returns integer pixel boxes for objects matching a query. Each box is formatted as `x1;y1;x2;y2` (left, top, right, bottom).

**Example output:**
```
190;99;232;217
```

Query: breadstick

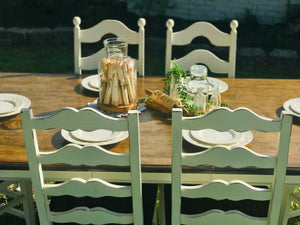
103;60;115;104
121;62;135;103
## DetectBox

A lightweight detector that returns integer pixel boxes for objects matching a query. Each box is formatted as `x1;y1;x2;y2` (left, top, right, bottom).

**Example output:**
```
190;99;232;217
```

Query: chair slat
182;146;276;168
44;178;131;198
32;107;127;131
182;107;281;132
50;207;133;224
80;20;139;44
181;180;272;201
181;210;268;225
81;48;106;70
175;49;228;73
172;22;231;46
38;144;130;166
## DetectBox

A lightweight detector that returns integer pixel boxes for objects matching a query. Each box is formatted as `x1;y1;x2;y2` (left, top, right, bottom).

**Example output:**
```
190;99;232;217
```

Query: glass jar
194;87;207;114
97;38;137;112
103;38;128;59
210;87;221;109
187;65;209;94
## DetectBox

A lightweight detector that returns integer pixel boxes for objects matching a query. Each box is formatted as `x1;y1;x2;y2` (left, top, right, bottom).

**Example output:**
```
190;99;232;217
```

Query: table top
1;73;300;174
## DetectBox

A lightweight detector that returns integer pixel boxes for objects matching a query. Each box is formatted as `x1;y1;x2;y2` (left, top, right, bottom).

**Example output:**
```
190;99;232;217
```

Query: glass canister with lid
187;64;210;94
97;38;138;112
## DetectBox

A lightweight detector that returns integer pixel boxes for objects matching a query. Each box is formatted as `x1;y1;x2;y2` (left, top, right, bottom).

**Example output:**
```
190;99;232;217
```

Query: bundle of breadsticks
100;57;137;107
145;89;184;114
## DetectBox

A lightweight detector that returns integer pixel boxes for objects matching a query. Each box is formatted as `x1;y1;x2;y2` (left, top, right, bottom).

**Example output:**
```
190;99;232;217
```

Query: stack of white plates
182;129;253;148
81;74;100;92
61;129;128;146
0;93;31;117
283;98;300;117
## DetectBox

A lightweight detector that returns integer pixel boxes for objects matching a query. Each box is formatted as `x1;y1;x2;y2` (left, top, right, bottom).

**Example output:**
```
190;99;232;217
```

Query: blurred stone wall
128;0;299;25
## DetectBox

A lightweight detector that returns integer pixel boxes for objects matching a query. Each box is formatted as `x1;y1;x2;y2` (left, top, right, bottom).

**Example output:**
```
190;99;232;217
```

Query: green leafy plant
164;61;233;116
163;60;188;94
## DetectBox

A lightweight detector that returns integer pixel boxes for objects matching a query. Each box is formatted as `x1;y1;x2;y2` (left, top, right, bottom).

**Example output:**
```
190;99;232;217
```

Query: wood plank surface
0;73;300;173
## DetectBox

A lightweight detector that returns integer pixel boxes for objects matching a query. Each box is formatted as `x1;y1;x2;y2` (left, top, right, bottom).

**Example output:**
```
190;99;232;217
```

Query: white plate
61;129;128;146
190;129;243;145
0;94;23;114
290;102;300;115
70;129;122;143
0;94;31;117
182;129;253;148
207;77;228;94
81;74;100;92
283;98;300;116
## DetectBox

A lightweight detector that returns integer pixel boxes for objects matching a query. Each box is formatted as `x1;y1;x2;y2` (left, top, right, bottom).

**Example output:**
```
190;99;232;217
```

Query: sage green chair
171;107;293;225
21;107;143;225
165;19;238;78
73;17;146;76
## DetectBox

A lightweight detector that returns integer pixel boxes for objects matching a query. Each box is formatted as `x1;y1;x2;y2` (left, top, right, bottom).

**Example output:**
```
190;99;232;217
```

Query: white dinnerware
283;98;300;116
81;74;99;92
0;93;31;117
190;129;243;145
70;129;122;143
207;77;228;94
61;129;128;146
182;129;253;148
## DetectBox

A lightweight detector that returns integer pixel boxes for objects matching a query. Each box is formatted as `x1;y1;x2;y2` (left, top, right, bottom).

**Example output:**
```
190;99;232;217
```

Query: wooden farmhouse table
0;72;300;223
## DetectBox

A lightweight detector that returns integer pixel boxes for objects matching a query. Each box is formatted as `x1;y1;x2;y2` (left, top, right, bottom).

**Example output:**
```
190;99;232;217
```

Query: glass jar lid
103;37;128;59
190;65;208;78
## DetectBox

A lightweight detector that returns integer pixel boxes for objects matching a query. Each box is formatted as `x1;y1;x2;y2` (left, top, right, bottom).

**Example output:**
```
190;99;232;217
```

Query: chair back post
138;18;146;77
228;20;238;78
171;108;183;225
268;111;293;224
73;17;81;75
165;19;174;74
21;108;50;225
128;110;143;224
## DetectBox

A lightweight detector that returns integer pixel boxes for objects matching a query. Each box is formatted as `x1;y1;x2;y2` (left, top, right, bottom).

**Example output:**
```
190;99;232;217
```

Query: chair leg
157;184;166;225
20;179;36;225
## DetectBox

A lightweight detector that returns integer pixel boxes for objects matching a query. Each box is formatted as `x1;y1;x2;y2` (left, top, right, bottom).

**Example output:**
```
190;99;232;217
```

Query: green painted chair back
165;19;238;78
21;107;143;225
171;107;293;225
73;17;146;76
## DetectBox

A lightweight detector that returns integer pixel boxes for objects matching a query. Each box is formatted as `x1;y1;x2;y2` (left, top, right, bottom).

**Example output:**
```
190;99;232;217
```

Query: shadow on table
74;83;99;98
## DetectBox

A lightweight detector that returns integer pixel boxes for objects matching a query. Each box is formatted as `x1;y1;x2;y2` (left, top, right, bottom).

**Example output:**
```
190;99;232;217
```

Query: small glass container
210;87;221;109
170;76;182;99
188;65;209;94
186;87;195;107
194;87;207;114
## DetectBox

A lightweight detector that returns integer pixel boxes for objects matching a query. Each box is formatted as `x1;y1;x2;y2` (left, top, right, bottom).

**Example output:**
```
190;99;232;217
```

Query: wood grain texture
0;73;300;172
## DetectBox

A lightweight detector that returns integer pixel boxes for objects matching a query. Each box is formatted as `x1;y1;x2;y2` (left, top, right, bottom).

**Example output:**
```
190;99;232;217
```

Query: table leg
20;179;36;225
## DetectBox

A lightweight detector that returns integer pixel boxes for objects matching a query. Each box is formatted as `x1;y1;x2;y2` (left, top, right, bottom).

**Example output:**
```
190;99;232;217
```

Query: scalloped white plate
283;98;300;116
290;102;300;114
190;129;243;145
183;130;253;148
0;94;31;117
81;74;100;92
61;129;128;146
70;129;122;143
207;77;228;94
